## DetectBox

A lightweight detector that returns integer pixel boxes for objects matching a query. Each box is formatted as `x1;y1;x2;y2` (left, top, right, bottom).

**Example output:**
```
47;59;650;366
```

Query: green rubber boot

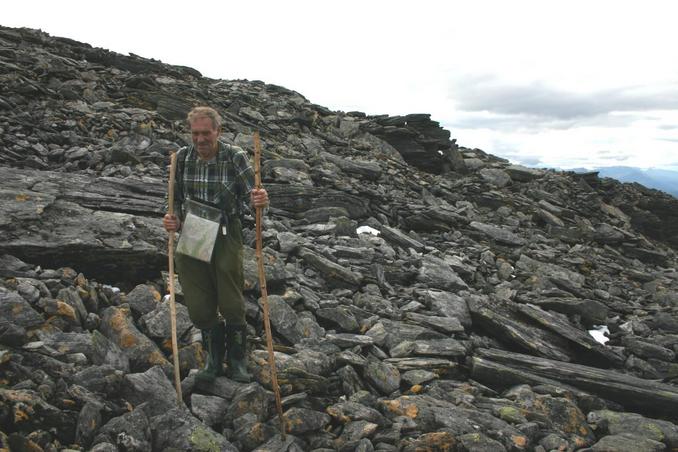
195;322;226;383
226;324;252;383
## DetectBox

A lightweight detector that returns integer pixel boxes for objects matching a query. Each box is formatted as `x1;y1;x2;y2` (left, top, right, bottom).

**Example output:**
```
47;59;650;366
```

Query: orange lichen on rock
511;435;528;448
109;308;138;348
119;331;138;348
326;406;351;424
382;398;419;418
573;436;588;448
161;338;173;352
148;350;167;365
14;407;30;423
109;308;130;331
55;301;77;319
416;432;456;451
284;416;303;433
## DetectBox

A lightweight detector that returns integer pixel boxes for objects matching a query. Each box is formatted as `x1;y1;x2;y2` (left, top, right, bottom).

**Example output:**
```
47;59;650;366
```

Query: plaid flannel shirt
173;141;255;222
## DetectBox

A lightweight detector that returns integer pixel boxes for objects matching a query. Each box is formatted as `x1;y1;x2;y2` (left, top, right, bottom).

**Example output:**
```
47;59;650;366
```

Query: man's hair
187;106;222;129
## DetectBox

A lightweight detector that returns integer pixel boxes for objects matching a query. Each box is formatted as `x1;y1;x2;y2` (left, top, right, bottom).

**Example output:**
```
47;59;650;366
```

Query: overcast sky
5;0;678;171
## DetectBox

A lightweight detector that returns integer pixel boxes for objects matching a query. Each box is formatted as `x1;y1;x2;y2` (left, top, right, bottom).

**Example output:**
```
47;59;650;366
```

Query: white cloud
450;76;678;120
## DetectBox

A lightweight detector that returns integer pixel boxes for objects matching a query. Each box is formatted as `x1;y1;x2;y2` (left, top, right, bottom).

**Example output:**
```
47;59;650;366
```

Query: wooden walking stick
167;151;183;403
253;131;286;438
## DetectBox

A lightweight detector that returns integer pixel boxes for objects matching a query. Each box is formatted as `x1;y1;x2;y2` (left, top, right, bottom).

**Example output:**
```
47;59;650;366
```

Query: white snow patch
357;225;380;236
588;325;610;345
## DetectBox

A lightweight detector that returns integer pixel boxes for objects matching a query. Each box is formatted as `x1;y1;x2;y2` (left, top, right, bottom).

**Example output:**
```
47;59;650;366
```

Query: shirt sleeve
231;146;262;217
232;148;255;195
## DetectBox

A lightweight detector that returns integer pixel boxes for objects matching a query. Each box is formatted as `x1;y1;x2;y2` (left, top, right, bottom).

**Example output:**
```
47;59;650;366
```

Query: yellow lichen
465;433;482;442
641;422;665;441
189;426;221;451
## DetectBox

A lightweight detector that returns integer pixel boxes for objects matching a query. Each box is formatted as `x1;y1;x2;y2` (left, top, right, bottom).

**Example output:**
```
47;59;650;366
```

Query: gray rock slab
326;333;375;348
316;306;360;332
100;305;170;372
298;247;363;288
404;312;464;334
364;357;400;395
226;382;274;423
531;297;608;326
421;289;472;328
124;284;161;317
390;338;466;359
588;409;678;450
150;406;237;451
283;407;331;435
469;221;527;246
0;287;43;328
417;255;469;291
590;434;665;452
516;254;586;288
380;226;425;252
92;407;151;451
121;365;183;417
326;401;387;426
140;298;192;340
190;393;229;427
266;295;304;344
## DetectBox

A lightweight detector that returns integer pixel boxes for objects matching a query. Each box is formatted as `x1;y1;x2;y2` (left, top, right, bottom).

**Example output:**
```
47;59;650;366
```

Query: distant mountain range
570;166;678;198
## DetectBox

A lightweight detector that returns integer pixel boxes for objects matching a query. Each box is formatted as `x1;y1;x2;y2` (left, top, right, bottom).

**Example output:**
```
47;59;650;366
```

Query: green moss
189;426;222;452
464;433;482;442
498;406;525;424
640;422;665;441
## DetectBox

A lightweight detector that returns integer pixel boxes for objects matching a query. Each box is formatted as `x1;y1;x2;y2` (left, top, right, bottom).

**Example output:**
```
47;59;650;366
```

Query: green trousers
175;220;246;329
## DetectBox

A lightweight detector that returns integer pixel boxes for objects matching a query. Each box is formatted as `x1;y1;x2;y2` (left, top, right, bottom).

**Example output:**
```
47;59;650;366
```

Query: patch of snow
103;284;121;293
588;325;610;345
357;225;380;236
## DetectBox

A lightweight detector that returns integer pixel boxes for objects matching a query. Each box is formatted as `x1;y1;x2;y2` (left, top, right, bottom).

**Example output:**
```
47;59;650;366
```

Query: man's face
190;116;220;159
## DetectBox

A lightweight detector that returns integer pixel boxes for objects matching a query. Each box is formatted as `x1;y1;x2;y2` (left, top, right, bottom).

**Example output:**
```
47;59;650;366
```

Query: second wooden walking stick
253;131;286;438
167;151;183;403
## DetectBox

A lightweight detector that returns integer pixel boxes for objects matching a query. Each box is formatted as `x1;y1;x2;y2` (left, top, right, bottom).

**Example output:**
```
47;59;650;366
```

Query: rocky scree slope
1;25;678;452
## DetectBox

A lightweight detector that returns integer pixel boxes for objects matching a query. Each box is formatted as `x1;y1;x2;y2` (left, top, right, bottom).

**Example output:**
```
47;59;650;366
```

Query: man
163;106;269;383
